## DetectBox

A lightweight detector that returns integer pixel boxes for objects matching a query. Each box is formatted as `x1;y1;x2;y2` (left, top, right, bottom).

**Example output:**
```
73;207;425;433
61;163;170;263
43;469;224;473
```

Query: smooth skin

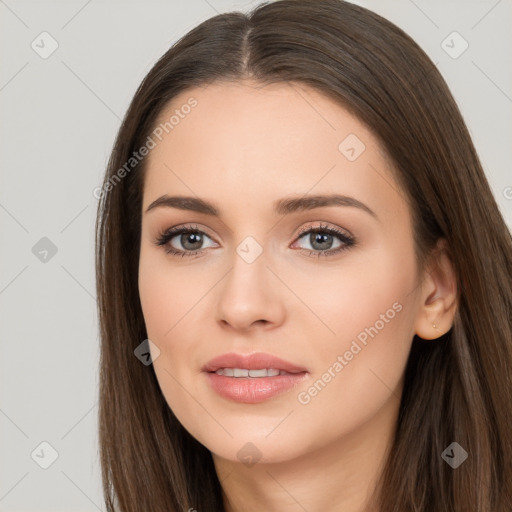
138;80;458;512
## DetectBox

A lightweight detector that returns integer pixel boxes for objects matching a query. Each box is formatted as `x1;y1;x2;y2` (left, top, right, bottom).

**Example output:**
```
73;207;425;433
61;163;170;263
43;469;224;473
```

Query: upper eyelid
162;224;217;241
296;222;353;238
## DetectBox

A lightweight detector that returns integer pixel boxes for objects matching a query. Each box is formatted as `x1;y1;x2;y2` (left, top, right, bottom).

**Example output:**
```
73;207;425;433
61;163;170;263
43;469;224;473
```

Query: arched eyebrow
144;194;378;220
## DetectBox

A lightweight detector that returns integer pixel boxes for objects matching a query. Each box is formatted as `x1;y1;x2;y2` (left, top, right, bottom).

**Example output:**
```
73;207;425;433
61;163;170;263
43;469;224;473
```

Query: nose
215;247;286;332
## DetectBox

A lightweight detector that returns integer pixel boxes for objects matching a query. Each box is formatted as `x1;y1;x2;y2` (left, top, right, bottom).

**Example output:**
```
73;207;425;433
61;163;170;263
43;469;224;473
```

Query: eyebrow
144;194;377;219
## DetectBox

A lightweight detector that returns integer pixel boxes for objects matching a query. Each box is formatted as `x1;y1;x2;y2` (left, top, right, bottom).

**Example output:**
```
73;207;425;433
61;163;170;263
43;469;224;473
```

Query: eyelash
153;222;356;259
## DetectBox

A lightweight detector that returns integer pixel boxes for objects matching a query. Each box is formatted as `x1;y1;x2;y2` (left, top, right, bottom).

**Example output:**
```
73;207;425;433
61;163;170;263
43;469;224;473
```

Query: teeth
215;368;286;378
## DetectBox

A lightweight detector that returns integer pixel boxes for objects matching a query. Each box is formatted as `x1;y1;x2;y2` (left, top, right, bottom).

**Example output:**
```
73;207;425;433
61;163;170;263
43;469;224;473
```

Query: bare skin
138;80;458;512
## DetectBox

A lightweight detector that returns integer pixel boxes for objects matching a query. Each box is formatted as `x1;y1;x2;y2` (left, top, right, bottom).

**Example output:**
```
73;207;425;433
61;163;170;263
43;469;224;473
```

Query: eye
153;222;356;259
292;223;356;258
154;224;216;258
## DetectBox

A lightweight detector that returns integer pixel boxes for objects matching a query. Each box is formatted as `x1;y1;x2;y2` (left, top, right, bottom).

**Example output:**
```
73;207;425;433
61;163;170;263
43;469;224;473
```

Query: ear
414;238;458;340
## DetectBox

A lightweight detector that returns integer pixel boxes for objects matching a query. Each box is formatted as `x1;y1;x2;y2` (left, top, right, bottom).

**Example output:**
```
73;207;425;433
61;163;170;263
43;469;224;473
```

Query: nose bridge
235;234;266;266
225;233;270;299
215;232;285;329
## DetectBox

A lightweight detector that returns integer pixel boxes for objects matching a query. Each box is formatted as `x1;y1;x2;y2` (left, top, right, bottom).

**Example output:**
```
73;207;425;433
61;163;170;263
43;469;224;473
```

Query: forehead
142;80;406;223
149;79;379;164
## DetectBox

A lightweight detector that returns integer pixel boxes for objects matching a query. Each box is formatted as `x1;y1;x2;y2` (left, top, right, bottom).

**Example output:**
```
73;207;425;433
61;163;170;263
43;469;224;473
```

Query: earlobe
414;238;458;341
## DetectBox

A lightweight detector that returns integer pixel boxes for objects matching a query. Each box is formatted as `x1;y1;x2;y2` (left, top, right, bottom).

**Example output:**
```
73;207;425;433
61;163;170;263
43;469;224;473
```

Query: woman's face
138;80;425;465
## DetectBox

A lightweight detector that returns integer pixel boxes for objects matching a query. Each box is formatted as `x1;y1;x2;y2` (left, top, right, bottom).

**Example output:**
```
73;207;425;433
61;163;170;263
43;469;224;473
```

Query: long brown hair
95;1;512;510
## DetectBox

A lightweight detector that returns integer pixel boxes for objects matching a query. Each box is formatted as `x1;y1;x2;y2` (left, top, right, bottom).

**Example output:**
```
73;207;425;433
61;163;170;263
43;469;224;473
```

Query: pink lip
202;352;308;404
202;351;307;373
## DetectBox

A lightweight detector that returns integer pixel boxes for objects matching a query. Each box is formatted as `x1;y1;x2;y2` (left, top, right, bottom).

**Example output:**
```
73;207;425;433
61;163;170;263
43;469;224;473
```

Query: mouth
202;352;308;403
211;368;302;377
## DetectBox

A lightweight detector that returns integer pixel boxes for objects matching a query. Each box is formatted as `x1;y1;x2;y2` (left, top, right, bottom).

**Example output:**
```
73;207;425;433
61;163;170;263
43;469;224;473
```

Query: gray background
1;0;511;510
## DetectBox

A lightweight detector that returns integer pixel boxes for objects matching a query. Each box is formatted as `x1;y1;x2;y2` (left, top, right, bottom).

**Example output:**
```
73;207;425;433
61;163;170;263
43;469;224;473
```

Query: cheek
138;248;216;383
138;249;202;340
138;253;209;433
293;240;416;353
292;246;417;432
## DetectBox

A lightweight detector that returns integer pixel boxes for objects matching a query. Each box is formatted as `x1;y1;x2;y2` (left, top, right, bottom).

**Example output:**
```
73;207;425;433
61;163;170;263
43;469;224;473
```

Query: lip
202;352;309;404
202;351;308;374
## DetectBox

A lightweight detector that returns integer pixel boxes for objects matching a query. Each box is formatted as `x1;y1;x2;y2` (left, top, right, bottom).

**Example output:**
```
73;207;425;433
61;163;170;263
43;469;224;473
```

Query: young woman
95;1;512;510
